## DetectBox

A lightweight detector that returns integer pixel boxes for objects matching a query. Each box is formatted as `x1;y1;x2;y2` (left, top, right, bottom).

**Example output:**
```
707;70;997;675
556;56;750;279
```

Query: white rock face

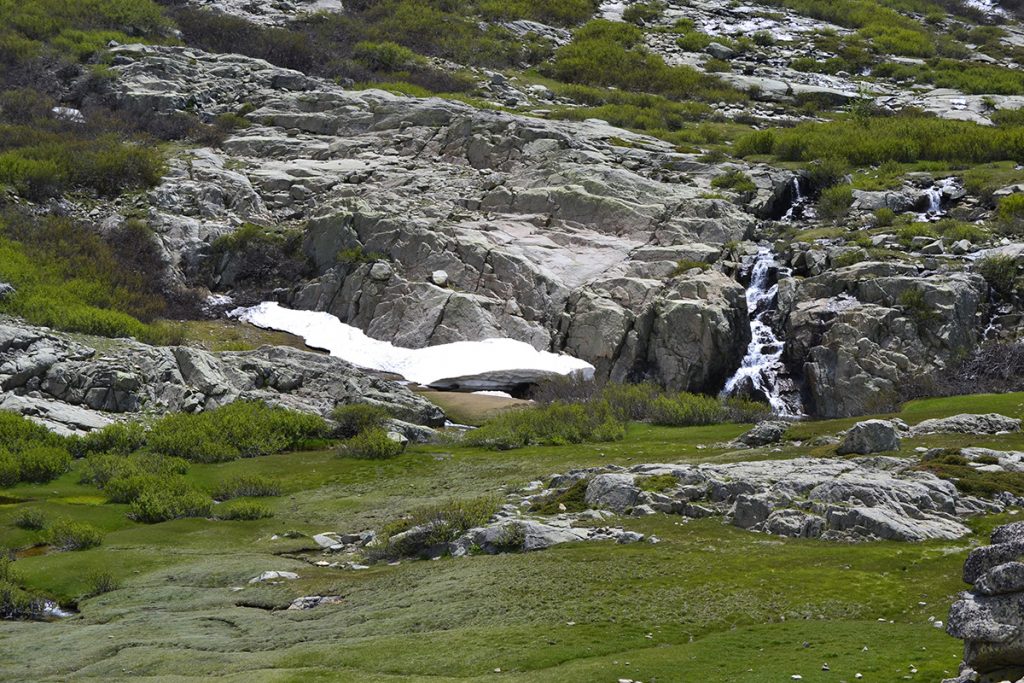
233;302;595;391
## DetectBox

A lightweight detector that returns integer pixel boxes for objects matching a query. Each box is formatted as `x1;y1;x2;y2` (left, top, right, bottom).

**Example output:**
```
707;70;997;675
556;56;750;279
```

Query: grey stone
837;420;901;455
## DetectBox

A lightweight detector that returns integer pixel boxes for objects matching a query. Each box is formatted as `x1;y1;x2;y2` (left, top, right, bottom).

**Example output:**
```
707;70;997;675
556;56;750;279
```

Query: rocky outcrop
913;414;1022;436
777;261;988;417
105;44;757;393
0;321;443;434
533;457;1000;542
946;522;1024;683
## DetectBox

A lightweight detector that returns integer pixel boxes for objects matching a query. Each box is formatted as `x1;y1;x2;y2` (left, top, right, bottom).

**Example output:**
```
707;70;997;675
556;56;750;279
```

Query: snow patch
231;302;594;390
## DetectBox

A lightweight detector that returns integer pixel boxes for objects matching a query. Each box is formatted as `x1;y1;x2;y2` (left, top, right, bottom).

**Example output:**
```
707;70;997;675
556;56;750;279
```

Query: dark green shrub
637;474;678;493
477;0;597;26
70;421;147;457
977;255;1019;299
211;475;282;501
128;480;212;523
462;401;625;450
47;519;102;551
353;40;421;70
0;451;19;487
805;157;849;190
899;288;939;326
373;495;499;560
600;382;665;421
337;427;406;459
331;403;390;438
146;401;329;463
215;501;273;520
710;169;756;194
817;185;854;221
15;446;70;483
648;393;725;426
996;193;1024;235
84;570;119;597
874;207;896;227
531;477;590;514
622;0;665;24
722;397;772;423
12;509;45;531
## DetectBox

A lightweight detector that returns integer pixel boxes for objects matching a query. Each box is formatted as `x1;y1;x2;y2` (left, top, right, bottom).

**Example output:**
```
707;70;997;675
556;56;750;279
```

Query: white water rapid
722;246;800;416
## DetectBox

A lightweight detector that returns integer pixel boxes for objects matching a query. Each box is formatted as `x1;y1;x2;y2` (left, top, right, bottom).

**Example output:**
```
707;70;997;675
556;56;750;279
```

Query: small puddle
15;545;50;559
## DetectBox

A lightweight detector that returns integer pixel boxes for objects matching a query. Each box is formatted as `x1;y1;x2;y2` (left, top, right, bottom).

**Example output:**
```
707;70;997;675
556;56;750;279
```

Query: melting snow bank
231;302;594;391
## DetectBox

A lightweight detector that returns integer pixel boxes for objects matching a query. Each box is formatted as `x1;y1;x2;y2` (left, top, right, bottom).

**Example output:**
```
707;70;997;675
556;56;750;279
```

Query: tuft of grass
336;428;406;460
214;500;273;521
46;518;102;551
211;475;282;501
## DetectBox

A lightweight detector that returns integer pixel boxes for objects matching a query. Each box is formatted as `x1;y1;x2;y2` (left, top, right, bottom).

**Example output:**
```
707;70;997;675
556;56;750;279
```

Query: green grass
1;393;1022;679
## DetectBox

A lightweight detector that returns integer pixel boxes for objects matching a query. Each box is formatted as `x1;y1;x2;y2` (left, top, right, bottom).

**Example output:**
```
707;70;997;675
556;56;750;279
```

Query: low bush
0;552;45;619
84;570;119;598
976;255;1019;299
332;403;390;438
146;401;329;463
337;427;406;459
530;477;590;514
805;157;849;190
211;475;282;501
12;509;45;531
637;474;678;493
996;193;1024;236
15;446;70;483
462;401;625;450
530;371;601;405
648;393;726;427
623;1;665;25
0;452;21;487
710;169;756;194
373;495;499;560
128;479;212;523
898;287;939;326
874;207;896;227
215;500;273;520
80;452;188;489
47;518;102;551
69;421;147;458
817;185;854;221
546;20;742;103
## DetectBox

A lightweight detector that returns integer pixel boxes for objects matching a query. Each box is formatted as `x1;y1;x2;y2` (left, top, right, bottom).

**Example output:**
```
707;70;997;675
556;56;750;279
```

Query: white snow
231;302;594;387
472;390;515;398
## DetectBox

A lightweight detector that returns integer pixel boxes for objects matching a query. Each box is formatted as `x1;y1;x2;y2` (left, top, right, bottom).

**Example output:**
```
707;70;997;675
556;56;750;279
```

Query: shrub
128;480;213;523
47;519;102;551
996;193;1024;235
898;287;939;326
353;40;420;71
373;495;499;560
648;393;725;426
672;259;712;276
84;570;119;598
215;500;273;520
817;185;854;221
491;522;527;552
623;1;665;25
637;474;678;493
874;207;896;227
530;477;590;514
462;401;625;450
70;421;147;458
805;157;849;190
211;475;282;501
13;509;45;531
977;255;1019;299
546;20;741;103
600;382;664;421
15;446;71;483
530;371;601;404
337;427;406;459
0;451;20;487
146;401;329;463
722;397;772;423
710;169;756;194
332;403;390;438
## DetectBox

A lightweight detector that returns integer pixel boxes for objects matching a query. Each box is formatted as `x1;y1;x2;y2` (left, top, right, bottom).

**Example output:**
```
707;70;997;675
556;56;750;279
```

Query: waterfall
919;177;960;220
722;246;802;417
780;176;812;223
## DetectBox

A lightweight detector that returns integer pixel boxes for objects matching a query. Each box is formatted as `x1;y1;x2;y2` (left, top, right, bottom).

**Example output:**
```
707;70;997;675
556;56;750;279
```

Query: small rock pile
945;521;1024;683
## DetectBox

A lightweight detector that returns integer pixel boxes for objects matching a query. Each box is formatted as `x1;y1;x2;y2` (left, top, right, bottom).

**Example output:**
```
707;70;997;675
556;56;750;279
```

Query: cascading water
722;246;802;417
779;176;813;223
918;177;960;220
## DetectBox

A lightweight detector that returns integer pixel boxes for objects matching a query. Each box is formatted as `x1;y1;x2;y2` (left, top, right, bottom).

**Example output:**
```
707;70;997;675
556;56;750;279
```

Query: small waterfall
779;177;813;223
722;246;802;417
918;177;960;220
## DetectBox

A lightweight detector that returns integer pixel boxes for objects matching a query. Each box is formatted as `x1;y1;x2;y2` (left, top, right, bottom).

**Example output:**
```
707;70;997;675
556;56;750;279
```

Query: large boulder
947;523;1024;682
837;420;902;455
585;473;641;513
